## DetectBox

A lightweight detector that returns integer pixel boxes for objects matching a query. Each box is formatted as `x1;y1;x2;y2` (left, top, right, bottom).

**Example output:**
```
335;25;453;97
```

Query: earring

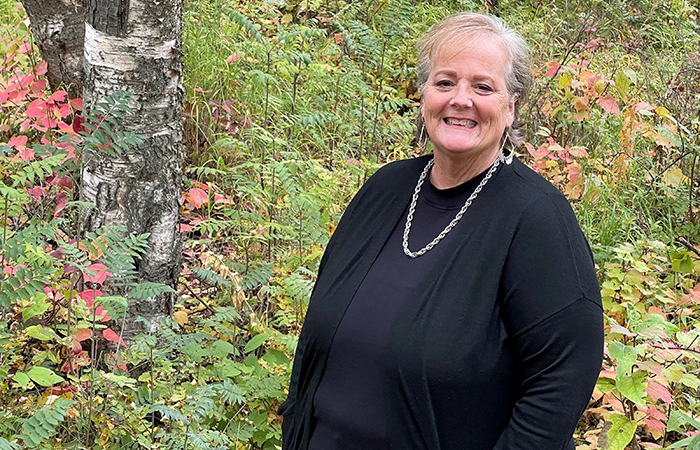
418;117;428;151
498;129;514;165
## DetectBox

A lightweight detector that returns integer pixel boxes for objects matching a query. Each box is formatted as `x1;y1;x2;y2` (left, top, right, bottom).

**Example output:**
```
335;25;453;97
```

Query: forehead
430;33;510;78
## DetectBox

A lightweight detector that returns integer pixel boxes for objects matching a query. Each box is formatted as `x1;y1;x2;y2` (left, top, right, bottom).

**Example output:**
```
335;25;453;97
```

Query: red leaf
639;406;668;421
183;187;208;209
8;135;27;148
34;60;47;75
103;328;127;347
20;146;34;161
25;105;44;118
48;91;67;102
635;101;655;112
30;79;47;94
75;328;92;342
53;191;67;218
78;289;102;307
83;263;111;284
95;305;111;322
178;223;193;232
646;381;672;404
599;95;620;116
26;186;46;200
226;53;242;63
19;74;34;88
69;98;83;111
545;61;561;78
642;417;666;432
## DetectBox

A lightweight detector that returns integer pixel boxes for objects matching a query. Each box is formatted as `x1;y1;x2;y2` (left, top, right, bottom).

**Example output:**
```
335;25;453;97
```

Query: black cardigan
279;155;604;450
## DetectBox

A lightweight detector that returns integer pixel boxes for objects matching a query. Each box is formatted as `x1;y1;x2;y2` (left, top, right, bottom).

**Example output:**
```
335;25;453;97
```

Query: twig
178;281;216;314
650;345;700;355
677;237;700;257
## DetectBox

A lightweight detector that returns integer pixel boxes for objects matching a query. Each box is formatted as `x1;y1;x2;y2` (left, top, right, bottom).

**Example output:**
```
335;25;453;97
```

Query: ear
505;98;515;127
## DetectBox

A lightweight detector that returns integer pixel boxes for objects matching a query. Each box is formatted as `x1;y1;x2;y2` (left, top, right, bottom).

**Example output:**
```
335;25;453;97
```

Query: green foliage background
0;0;699;449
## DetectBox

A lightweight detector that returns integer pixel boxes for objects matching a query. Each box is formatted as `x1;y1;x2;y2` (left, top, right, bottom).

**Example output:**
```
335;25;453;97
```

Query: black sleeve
494;193;604;449
493;298;604;449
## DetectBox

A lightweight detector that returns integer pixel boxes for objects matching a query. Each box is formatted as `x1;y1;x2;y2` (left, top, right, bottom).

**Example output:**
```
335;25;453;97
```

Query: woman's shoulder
500;157;579;219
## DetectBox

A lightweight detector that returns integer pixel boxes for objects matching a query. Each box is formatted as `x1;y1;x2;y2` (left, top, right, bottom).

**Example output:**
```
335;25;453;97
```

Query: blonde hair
416;13;532;146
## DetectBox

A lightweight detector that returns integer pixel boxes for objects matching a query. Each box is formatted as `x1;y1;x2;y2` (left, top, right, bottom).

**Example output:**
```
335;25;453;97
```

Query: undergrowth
0;0;699;449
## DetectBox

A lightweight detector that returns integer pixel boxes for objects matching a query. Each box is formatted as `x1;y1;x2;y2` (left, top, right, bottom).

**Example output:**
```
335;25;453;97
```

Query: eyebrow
431;70;497;84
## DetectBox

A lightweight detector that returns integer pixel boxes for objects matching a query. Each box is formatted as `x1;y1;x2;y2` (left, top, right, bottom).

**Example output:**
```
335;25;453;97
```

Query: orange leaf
75;328;92;342
103;329;127;347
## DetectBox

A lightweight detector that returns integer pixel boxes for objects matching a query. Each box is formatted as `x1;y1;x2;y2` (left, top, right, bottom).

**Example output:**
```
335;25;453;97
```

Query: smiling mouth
444;118;477;128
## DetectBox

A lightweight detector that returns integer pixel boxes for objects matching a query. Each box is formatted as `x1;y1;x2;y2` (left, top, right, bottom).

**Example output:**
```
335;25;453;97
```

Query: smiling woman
421;36;514;188
279;12;604;450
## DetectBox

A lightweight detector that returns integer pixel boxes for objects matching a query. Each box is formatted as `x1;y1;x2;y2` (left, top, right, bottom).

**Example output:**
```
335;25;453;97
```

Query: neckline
419;162;503;210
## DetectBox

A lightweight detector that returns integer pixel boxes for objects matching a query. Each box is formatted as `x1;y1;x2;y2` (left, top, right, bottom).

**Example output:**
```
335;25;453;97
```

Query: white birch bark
21;0;84;97
81;0;184;340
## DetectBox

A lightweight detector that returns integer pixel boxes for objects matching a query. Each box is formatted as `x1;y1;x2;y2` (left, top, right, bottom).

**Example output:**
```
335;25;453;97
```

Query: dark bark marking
86;0;130;36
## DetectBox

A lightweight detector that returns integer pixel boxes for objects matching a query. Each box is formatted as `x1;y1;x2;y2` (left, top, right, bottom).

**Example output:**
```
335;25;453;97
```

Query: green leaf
0;436;20;450
26;367;64;387
25;325;57;342
608;341;637;377
22;293;49;322
669;434;700;449
662;364;685;383
672;251;693;273
680;373;700;390
212;340;234;358
616;371;647;406
244;332;270;353
149;404;189;425
12;372;30;388
604;413;636;450
614;71;630;96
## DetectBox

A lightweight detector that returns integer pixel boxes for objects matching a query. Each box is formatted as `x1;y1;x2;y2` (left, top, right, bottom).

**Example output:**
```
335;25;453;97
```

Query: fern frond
149;404;189;425
19;398;74;448
226;8;264;42
128;282;176;300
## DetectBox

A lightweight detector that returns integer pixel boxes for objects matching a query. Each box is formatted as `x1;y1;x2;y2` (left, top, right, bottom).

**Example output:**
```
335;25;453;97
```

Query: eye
475;84;494;93
435;79;454;89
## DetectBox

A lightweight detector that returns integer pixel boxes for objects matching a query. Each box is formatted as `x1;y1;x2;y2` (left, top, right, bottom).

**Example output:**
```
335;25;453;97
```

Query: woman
279;13;603;450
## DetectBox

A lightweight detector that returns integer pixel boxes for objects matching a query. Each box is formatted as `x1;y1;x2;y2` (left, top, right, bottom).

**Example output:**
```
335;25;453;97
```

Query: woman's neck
429;149;499;189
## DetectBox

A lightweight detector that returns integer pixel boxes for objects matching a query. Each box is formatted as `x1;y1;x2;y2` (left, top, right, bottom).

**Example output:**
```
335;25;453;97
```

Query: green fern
214;379;246;405
0;437;19;450
240;263;274;291
128;282;176;301
149;404;190;425
191;267;233;289
19;398;74;448
226;8;264;42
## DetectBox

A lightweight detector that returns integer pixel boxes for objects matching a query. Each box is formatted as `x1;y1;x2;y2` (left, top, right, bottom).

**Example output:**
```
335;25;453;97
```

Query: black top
309;167;493;449
280;156;604;450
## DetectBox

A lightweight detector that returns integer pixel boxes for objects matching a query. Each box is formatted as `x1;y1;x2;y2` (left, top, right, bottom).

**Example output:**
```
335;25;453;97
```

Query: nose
449;82;473;108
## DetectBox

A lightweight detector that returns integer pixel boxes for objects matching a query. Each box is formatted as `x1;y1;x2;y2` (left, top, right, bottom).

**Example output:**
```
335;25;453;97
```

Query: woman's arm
495;192;604;449
493;298;603;449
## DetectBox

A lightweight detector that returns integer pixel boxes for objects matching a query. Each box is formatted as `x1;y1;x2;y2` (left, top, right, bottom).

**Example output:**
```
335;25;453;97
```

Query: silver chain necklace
402;158;500;258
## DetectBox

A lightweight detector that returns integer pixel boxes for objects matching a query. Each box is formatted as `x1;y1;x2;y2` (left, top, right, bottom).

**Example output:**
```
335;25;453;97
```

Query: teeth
445;118;477;127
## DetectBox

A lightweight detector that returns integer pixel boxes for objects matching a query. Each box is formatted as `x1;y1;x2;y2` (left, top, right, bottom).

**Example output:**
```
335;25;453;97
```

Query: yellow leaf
174;310;188;326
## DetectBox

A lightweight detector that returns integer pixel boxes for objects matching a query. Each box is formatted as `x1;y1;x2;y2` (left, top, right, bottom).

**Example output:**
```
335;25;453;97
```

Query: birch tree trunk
21;0;84;97
81;0;184;340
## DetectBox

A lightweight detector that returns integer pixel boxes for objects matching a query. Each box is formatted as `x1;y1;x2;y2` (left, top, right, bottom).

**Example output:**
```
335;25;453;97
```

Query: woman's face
421;35;515;164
